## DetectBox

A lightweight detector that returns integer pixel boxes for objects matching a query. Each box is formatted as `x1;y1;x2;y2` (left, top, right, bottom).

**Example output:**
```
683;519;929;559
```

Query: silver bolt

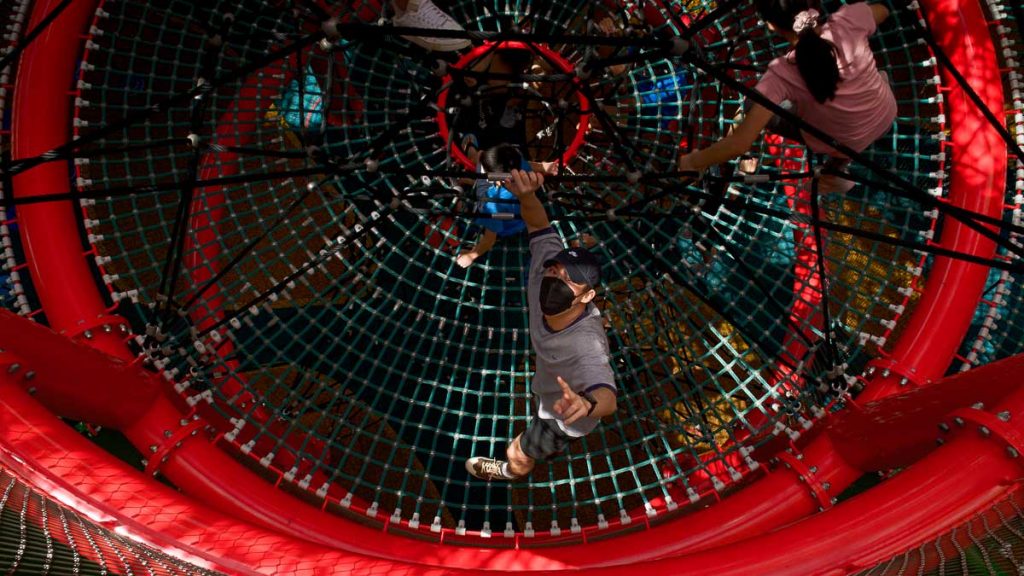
939;422;950;432
83;330;93;339
149;445;158;453
24;371;35;381
163;430;172;438
1007;447;1019;458
972;402;985;410
822;482;831;491
809;466;818;474
6;363;18;374
936;438;945;445
997;411;1011;422
980;426;991;437
954;417;965;427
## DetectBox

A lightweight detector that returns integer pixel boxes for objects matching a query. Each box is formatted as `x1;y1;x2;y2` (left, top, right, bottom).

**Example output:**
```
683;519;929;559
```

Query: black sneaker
466;456;519;481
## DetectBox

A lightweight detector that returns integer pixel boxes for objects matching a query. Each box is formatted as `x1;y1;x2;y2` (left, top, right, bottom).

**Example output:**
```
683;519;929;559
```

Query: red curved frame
3;0;1010;572
436;40;592;170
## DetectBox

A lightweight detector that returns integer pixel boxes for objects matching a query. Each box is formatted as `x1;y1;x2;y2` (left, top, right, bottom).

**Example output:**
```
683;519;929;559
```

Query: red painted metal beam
4;325;1023;576
865;0;1006;394
10;0;125;357
5;0;1014;571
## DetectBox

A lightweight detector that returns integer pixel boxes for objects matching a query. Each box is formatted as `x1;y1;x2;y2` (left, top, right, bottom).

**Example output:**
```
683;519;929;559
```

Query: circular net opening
69;0;949;538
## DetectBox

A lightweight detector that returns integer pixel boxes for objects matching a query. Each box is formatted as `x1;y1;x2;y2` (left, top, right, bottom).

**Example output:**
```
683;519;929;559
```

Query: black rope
194;203;392;340
426;180;1024;274
156;13;234;328
73;138;189;158
4;166;335;207
623;190;1024;274
179;77;454;317
0;0;74;73
612;218;805;376
697;210;818;349
329;20;678;50
181;178;324;311
807;156;839;372
542;59;641;172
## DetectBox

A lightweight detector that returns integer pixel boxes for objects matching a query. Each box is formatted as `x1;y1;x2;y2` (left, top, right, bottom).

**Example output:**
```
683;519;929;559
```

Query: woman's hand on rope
505;169;545;198
553;376;591;426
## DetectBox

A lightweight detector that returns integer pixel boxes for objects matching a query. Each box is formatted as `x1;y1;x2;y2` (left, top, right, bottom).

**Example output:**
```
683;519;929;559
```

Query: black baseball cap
544;247;602;288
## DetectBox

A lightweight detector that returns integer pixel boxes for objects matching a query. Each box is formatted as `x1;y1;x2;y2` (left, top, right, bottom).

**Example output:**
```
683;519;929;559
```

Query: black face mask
539;276;579;316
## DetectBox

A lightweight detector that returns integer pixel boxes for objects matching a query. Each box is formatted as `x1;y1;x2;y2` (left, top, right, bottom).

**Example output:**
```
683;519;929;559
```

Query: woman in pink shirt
677;0;895;193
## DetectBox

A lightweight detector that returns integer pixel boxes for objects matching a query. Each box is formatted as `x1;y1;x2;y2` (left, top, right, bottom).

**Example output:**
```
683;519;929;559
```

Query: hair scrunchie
792;9;820;34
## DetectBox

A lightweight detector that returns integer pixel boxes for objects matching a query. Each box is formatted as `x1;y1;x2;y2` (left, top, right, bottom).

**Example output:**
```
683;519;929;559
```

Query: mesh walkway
854;488;1024;576
55;0;960;536
0;464;223;576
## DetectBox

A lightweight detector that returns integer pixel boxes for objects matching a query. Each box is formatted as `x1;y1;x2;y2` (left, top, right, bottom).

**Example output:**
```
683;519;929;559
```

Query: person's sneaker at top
465;456;520;481
392;0;470;52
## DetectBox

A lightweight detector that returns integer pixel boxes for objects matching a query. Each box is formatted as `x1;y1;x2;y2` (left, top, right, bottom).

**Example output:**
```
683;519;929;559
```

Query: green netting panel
72;0;957;535
855;489;1024;576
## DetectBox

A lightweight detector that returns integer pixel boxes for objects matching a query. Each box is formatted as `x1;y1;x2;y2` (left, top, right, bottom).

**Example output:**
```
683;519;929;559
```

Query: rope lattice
0;465;224;576
0;0;1005;539
854;488;1024;576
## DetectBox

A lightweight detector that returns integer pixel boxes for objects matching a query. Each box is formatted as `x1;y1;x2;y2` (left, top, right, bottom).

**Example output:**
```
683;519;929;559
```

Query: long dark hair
756;0;840;103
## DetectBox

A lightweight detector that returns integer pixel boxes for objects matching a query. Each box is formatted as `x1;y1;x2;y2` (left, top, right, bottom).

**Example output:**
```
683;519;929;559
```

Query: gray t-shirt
527;228;616;437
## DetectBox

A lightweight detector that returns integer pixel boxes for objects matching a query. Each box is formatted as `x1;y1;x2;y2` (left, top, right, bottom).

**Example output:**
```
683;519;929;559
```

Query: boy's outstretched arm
505;169;549;233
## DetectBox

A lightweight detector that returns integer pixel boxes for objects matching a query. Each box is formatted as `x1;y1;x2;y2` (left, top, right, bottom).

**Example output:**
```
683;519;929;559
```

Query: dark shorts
519;417;578;460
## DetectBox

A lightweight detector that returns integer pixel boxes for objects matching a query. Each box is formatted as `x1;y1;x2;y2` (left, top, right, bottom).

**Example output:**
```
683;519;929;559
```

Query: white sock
501;463;513;478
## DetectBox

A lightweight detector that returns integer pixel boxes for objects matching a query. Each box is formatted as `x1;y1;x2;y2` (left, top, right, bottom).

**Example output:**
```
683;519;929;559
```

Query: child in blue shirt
456;144;532;268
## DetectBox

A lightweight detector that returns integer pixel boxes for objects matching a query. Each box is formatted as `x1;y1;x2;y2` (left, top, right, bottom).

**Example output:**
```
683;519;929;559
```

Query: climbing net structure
1;0;1024;573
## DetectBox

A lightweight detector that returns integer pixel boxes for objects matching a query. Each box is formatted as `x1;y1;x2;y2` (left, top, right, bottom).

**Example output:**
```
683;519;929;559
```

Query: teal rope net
44;0;1006;538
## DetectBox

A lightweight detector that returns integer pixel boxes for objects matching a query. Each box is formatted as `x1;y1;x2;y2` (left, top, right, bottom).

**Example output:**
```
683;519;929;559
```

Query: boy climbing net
466;170;617;481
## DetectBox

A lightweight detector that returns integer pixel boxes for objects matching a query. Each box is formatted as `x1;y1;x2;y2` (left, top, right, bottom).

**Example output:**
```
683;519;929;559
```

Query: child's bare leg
506;434;536;477
456;228;497;268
